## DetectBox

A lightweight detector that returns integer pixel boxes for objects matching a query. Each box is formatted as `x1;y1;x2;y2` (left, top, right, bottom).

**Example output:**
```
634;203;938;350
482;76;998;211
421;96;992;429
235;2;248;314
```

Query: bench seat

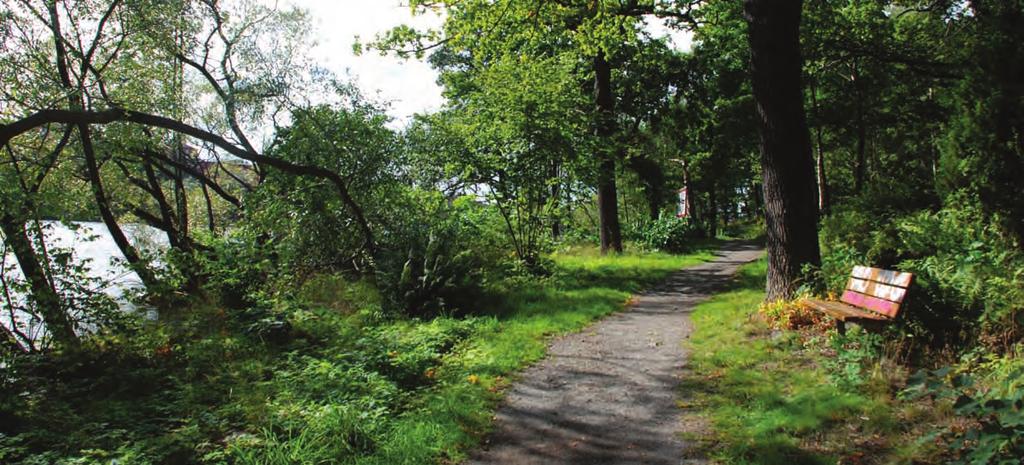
802;298;890;322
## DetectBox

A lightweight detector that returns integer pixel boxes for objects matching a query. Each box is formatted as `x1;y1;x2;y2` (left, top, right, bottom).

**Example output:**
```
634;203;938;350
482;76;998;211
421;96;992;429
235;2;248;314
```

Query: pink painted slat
841;290;900;318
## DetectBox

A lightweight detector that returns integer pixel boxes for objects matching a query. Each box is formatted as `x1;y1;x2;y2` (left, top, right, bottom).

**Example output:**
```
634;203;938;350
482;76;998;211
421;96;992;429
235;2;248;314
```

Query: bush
758;299;824;330
377;193;506;317
194;232;272;309
823;330;885;389
631;215;704;253
904;360;1024;464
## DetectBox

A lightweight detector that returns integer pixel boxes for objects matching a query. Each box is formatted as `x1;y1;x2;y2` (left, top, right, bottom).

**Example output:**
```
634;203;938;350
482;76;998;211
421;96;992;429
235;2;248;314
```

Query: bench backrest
840;266;914;319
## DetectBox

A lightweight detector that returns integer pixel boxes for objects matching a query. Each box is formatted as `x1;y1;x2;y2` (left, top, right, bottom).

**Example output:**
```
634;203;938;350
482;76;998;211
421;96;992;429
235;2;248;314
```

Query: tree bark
744;0;822;301
594;52;623;254
707;182;719;238
852;64;867;194
46;0;158;289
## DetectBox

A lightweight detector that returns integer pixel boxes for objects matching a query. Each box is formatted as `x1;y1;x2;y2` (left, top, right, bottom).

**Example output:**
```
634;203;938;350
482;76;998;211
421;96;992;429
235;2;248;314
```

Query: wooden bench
802;266;914;335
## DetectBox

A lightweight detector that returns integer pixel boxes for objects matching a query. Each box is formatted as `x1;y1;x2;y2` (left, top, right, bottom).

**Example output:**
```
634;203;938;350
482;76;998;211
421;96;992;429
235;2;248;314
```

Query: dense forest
1;0;1021;464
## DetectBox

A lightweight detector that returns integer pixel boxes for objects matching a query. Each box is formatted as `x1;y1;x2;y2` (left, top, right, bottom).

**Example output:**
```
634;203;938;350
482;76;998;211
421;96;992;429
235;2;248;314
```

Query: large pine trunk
744;0;822;301
594;52;623;254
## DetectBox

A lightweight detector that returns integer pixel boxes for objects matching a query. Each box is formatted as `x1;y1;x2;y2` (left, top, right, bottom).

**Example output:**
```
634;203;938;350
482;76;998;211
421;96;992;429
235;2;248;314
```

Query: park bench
801;266;914;335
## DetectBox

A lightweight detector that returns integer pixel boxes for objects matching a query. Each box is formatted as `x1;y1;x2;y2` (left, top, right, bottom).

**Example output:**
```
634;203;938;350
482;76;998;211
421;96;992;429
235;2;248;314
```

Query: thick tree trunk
594;52;623;254
744;0;822;301
0;214;78;347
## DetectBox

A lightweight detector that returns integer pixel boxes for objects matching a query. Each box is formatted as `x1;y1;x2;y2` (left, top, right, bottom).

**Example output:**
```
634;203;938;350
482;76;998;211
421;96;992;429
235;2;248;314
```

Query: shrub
631;215;704;253
758;299;824;330
377;193;505;317
823;330;885;389
904;362;1024;464
895;203;1024;341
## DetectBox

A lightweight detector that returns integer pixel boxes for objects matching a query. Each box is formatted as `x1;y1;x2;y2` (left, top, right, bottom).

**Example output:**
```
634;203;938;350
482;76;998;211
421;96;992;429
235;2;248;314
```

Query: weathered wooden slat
846;278;908;303
840;290;900;318
851;265;913;287
802;298;890;321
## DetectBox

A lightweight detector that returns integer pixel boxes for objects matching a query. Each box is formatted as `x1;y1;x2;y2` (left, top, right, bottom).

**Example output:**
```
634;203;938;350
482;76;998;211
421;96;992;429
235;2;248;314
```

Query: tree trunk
707;182;719;238
0;214;78;347
549;158;562;239
594;52;623;254
852;64;867;194
816;142;830;213
744;0;822;301
202;182;216;233
47;1;158;289
173;145;189;240
810;80;831;214
79;125;160;289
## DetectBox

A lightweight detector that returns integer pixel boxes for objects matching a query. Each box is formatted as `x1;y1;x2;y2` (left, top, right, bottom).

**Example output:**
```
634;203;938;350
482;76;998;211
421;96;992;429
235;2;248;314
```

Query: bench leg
836;320;846;336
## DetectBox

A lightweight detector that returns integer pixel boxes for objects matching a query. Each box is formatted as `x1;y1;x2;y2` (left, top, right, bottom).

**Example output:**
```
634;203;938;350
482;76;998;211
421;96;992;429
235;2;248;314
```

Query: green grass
354;245;719;464
684;260;908;465
0;244;720;465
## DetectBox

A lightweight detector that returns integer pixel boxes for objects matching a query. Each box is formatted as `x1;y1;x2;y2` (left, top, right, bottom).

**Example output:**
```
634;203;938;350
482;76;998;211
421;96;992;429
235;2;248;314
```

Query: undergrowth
683;259;948;465
0;245;717;465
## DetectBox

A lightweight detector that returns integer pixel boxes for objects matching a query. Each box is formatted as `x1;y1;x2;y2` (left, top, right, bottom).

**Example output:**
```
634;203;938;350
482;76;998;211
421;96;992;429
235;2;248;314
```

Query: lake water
1;221;168;345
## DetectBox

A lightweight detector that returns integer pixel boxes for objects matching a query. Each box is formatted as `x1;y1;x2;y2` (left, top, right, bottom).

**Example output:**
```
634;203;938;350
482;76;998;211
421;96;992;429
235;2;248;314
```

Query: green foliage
629;215;704;253
0;245;710;465
193;232;272;309
245;93;400;274
394;233;478;317
818;201;1024;348
823;330;884;389
375;193;505;317
904;362;1024;464
895;202;1024;335
686;260;901;464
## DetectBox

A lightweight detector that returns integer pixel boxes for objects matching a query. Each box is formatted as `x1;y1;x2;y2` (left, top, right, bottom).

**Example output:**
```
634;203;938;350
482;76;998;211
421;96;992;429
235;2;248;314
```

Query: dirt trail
465;242;764;465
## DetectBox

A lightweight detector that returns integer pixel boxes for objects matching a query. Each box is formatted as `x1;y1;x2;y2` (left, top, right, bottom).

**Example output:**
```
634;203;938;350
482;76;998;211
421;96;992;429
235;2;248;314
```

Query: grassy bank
682;260;945;465
1;245;717;465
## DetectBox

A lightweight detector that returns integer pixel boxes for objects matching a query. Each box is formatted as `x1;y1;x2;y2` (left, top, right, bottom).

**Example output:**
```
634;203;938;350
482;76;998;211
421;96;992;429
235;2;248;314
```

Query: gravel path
465;242;764;465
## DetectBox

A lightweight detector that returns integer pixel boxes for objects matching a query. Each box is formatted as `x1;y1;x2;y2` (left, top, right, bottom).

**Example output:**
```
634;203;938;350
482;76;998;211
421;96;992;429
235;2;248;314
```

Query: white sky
287;1;693;124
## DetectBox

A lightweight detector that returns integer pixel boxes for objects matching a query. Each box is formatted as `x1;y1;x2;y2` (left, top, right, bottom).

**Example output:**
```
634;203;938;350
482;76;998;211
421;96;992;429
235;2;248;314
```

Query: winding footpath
466;242;764;465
